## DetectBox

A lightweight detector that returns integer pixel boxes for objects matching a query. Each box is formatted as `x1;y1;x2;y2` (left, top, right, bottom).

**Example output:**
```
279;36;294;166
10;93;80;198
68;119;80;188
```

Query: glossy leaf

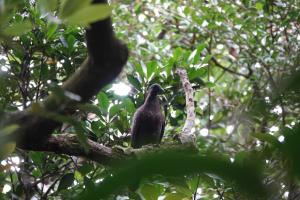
59;0;91;19
127;74;142;91
4;20;32;36
64;4;111;25
97;92;110;112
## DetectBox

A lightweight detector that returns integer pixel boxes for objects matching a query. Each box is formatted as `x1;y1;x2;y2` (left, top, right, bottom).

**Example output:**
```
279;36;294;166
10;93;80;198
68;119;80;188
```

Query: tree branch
4;0;129;149
211;57;251;79
20;134;197;166
14;66;199;165
20;134;123;165
176;68;196;144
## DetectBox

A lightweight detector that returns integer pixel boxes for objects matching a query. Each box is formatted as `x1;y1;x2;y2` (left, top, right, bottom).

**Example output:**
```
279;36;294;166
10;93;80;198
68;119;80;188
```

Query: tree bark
176;68;196;144
4;0;128;150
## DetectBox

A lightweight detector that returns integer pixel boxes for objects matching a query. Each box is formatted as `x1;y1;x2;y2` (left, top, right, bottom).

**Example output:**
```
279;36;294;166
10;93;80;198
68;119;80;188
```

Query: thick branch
20;134;197;165
21;134;124;164
5;0;128;149
62;11;128;101
176;68;196;144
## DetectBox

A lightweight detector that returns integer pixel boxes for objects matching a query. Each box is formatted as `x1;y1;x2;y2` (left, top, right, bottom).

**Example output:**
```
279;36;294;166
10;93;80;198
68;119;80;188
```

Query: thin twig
248;51;286;126
42;161;72;199
211;57;251;79
42;176;61;199
207;60;212;132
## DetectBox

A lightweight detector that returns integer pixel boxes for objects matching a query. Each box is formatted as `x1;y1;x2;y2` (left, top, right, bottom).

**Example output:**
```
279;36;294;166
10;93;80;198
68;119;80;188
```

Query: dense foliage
0;0;300;199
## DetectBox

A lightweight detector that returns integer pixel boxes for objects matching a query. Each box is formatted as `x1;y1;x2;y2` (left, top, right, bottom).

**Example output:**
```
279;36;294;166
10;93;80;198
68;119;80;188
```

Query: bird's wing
159;117;165;142
131;111;141;148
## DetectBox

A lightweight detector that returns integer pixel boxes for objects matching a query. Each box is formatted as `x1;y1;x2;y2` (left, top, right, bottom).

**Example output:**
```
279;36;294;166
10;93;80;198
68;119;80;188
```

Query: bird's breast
140;112;162;132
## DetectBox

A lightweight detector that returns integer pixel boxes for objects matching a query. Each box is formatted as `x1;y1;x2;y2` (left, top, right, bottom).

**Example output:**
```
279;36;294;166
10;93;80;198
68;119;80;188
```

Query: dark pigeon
131;84;165;148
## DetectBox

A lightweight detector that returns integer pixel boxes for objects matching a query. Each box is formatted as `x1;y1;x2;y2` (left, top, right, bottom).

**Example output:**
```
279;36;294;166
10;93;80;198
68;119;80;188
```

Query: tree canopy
0;0;300;199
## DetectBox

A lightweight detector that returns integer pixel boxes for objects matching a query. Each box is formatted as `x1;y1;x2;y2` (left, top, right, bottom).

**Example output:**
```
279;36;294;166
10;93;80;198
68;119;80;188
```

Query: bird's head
148;84;164;95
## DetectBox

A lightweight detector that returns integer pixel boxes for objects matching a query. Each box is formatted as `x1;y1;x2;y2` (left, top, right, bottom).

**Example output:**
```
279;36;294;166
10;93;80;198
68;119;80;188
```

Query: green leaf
73;122;89;150
4;20;33;36
188;49;198;64
46;23;58;39
146;61;157;79
67;34;76;50
127;74;142;91
32;169;42;178
57;173;74;191
168;177;192;196
123;98;135;114
64;4;111;25
206;81;215;88
84;177;95;190
74;171;83;181
77;103;102;117
97;92;110;112
201;54;212;64
59;0;91;18
37;0;58;14
253;133;281;148
0;124;18;158
77;149;266;199
255;3;264;10
173;47;183;61
78;163;94;175
166;58;175;77
0;140;16;160
140;183;164;200
91;121;104;137
135;63;145;78
0;124;19;136
188;43;206;64
188;67;207;80
109;104;121;118
165;193;189;200
29;152;45;165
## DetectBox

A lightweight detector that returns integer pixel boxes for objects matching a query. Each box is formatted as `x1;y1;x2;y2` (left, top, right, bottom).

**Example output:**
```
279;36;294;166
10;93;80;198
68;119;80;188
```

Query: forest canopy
0;0;300;199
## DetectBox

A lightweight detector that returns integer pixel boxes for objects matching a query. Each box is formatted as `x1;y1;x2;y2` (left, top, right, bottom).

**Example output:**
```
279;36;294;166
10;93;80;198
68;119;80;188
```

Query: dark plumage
131;84;165;148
